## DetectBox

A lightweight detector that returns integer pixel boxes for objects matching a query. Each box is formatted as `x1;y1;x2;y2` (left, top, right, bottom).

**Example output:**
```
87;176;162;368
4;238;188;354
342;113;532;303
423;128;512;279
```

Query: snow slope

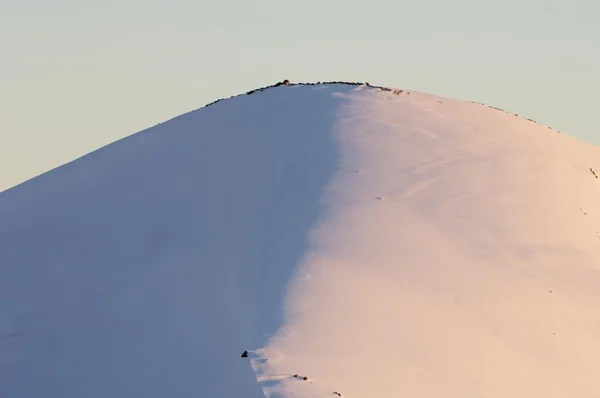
1;83;600;398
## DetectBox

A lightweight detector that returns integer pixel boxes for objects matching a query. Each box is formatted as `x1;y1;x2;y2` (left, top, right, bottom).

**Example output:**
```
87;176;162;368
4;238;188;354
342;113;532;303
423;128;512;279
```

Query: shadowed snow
1;83;600;398
0;84;343;398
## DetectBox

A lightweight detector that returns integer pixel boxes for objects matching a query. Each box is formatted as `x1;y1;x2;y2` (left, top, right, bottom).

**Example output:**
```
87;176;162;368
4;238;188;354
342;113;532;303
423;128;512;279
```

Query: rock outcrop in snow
1;82;599;398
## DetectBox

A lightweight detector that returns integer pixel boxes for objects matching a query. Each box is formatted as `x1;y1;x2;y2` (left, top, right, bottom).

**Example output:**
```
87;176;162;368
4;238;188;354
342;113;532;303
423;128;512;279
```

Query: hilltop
1;82;599;398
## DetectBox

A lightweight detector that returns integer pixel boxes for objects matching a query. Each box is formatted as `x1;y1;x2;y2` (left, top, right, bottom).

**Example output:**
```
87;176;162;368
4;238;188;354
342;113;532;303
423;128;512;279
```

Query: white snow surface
1;83;600;398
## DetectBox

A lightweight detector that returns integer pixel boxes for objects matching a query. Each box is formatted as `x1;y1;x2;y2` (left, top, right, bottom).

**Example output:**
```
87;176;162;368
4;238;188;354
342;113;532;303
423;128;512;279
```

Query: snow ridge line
202;80;399;109
201;79;560;133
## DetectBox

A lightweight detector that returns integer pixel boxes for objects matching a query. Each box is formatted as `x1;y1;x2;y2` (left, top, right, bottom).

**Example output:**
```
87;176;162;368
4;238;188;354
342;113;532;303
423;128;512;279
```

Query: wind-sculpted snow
1;83;600;398
0;84;342;397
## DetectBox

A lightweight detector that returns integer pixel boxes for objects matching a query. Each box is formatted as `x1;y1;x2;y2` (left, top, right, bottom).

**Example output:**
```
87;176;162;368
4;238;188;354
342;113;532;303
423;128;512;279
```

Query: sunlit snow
1;83;599;398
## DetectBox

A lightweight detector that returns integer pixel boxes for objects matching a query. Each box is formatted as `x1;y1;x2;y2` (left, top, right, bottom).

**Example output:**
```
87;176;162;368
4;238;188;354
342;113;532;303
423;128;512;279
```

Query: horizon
1;0;599;190
1;79;599;191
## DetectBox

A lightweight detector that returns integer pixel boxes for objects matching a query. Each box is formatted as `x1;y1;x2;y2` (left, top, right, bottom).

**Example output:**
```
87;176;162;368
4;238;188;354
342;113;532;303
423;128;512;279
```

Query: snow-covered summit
1;82;599;398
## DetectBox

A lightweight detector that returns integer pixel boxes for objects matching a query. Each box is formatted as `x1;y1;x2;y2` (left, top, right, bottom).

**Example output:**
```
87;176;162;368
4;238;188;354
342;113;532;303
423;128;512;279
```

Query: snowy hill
1;82;600;398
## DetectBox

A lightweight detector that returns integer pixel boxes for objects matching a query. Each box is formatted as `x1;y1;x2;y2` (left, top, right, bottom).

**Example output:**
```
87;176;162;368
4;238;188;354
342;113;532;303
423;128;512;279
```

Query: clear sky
1;0;599;190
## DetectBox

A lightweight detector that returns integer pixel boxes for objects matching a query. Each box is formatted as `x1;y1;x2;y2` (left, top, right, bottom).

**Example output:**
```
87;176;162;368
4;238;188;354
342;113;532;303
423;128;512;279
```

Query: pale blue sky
1;0;599;189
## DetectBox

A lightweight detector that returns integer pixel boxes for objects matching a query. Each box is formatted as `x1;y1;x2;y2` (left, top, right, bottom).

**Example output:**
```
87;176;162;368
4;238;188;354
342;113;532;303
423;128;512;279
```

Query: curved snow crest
1;84;600;398
255;88;600;398
0;84;354;398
